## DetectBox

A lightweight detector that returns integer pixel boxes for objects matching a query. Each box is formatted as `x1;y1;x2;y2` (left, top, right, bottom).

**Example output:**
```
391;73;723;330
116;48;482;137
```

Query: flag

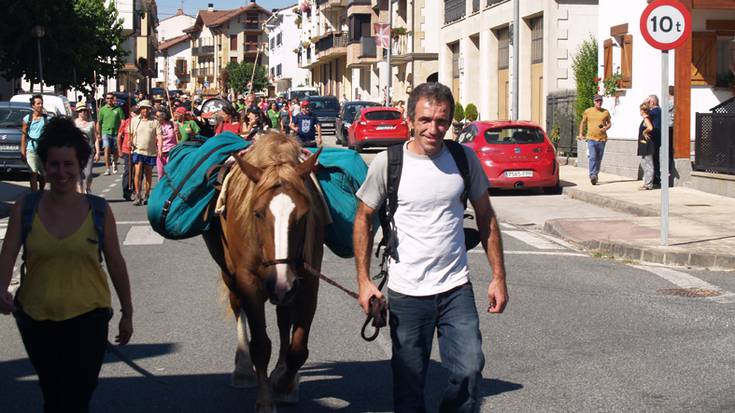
373;23;390;49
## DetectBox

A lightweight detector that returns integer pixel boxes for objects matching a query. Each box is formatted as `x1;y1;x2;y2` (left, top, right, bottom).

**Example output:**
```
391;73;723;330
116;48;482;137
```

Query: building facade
581;0;735;195
112;0;159;94
155;10;195;92
438;0;598;125
184;1;271;95
265;5;311;96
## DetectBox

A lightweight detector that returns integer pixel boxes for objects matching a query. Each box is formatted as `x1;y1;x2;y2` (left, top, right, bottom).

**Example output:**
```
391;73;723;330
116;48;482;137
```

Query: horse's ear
234;153;262;183
295;148;322;179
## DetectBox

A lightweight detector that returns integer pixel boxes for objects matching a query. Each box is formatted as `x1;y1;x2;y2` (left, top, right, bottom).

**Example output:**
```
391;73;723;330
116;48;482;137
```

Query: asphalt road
2;140;735;412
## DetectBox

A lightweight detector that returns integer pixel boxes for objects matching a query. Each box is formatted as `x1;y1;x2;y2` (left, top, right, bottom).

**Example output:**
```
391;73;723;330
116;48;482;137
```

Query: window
692;32;717;86
364;110;402;121
276;64;282;76
457;125;478;143
276;32;282;46
484;127;544;144
270;38;275;50
230;57;238;63
451;42;460;79
603;39;613;80
716;36;734;87
230;35;238;51
497;27;509;70
271;67;275;77
530;16;543;64
620;34;633;88
175;59;187;75
349;14;371;42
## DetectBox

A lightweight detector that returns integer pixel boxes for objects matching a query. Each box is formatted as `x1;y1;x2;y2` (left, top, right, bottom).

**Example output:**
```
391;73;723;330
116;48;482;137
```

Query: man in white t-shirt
353;82;508;412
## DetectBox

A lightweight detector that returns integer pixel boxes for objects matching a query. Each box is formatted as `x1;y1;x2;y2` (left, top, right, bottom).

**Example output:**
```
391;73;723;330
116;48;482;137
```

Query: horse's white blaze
270;193;296;297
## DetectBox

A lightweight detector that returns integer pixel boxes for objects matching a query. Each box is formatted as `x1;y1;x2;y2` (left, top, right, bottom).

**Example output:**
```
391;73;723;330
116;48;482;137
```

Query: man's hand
94;151;100;162
116;316;133;345
358;280;383;314
577;134;585;141
0;291;15;314
487;277;508;314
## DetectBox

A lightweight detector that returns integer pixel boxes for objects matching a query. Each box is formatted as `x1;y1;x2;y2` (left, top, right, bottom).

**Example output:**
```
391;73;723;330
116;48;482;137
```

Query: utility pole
386;0;393;106
511;0;519;120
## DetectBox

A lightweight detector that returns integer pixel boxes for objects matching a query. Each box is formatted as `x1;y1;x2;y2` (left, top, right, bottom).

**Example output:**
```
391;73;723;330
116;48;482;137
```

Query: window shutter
603;39;613;80
620;34;633;88
691;32;716;85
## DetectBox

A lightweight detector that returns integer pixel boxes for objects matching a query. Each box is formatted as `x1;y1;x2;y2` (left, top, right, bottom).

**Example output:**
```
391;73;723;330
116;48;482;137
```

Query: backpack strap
19;191;43;287
377;143;404;262
85;194;108;263
444;139;471;209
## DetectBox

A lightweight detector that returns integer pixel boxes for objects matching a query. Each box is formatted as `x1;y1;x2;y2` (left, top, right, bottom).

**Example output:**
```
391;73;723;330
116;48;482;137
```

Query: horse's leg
270;306;292;379
231;291;257;388
241;292;275;413
271;274;319;404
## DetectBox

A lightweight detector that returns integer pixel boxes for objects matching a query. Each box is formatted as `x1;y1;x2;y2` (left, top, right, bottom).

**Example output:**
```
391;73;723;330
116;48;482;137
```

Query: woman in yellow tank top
0;117;133;413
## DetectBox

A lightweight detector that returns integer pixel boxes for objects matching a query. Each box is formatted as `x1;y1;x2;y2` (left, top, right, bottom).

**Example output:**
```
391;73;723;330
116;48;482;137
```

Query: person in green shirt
97;93;125;175
173;107;200;142
267;102;280;131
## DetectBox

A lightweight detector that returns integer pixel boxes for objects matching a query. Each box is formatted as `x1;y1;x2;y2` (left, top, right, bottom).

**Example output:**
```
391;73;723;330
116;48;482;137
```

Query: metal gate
546;90;577;156
695;113;735;175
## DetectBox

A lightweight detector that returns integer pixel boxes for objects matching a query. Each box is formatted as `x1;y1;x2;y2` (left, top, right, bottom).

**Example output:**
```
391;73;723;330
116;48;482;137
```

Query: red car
347;107;409;152
457;121;561;194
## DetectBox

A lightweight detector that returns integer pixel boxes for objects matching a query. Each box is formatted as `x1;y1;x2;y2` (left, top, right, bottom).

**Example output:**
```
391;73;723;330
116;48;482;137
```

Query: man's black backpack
377;140;481;263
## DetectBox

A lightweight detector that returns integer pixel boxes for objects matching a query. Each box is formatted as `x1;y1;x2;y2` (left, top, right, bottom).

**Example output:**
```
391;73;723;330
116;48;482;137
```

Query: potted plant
465;103;478;122
452;102;465;138
391;27;408;39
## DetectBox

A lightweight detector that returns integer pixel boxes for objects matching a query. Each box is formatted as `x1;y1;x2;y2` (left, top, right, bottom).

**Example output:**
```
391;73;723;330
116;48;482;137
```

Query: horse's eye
254;210;264;219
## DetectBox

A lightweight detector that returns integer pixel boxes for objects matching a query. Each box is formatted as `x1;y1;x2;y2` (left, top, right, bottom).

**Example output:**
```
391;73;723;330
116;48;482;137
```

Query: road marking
503;230;566;250
117;220;150;225
633;265;735;304
123;226;164;245
468;249;585;257
101;188;111;193
0;227;5;240
499;222;514;229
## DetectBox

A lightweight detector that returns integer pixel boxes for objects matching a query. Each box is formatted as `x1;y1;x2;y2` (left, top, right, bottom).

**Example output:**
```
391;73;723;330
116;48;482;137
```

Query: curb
544;219;735;271
562;187;659;217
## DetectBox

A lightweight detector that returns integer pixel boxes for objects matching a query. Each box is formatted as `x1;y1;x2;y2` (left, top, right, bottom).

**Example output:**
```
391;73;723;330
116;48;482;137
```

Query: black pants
14;308;111;413
122;154;132;199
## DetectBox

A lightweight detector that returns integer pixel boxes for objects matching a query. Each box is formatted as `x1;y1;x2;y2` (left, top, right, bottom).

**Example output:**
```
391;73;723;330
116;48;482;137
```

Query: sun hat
138;99;152;108
175;106;187;114
75;102;88;112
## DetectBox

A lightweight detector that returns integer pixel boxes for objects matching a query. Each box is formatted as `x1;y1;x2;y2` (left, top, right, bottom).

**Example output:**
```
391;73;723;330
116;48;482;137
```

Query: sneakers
104;169;111;176
638;185;653;190
590;175;598;185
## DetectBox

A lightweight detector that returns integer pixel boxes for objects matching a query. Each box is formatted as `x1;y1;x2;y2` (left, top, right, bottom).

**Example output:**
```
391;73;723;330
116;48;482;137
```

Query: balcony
347;36;379;66
487;0;507;6
243;42;260;54
315;32;349;59
444;0;465;24
192;45;214;57
243;22;261;31
192;68;214;78
318;0;346;12
347;0;371;15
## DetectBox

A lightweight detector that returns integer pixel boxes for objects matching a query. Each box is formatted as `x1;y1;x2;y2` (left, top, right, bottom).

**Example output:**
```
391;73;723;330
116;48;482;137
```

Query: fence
695;113;735;175
546;90;577;156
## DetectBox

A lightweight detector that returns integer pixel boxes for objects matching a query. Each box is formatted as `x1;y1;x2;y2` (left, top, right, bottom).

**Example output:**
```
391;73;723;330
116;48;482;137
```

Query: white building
584;0;735;196
154;9;195;91
439;0;598;125
265;5;311;96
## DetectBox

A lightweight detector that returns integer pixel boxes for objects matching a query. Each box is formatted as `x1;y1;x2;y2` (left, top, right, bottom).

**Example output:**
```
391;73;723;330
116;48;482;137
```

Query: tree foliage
453;102;464;122
0;0;127;93
465;103;478;121
571;36;598;124
225;61;270;94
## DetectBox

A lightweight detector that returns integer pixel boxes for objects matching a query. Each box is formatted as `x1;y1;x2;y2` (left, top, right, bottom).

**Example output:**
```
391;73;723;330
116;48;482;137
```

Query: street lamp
31;25;45;93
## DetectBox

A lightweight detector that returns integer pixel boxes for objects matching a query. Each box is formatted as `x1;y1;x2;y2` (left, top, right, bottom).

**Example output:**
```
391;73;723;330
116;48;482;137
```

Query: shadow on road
1;352;522;412
0;181;30;219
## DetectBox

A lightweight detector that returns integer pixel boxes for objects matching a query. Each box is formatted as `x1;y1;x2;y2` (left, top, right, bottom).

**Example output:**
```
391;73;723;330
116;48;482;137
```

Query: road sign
640;0;691;50
203;80;210;89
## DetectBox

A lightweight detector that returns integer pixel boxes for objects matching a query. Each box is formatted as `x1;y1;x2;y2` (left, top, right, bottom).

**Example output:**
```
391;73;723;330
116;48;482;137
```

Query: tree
225;61;270;94
465;103;478;121
0;0;127;93
571;36;598;124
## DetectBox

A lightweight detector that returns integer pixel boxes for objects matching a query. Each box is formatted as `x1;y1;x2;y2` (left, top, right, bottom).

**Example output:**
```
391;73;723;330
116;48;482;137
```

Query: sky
156;0;296;18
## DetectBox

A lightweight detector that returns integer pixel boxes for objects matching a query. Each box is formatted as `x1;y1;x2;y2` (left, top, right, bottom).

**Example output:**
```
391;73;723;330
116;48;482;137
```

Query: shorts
26;150;44;175
101;134;117;151
131;153;157;166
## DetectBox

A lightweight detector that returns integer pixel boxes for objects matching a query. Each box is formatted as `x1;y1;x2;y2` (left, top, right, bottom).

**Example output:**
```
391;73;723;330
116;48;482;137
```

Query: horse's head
234;148;321;305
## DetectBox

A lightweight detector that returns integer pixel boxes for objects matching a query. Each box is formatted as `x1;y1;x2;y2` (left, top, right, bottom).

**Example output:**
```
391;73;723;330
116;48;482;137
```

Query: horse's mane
227;131;311;236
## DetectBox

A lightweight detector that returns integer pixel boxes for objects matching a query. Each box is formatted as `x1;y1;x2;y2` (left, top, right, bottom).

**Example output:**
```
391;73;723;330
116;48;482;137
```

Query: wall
269;10;311;94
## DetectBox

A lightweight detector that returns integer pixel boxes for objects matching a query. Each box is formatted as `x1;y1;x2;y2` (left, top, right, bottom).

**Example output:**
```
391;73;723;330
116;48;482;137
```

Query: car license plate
0;144;19;152
376;125;394;130
505;170;533;178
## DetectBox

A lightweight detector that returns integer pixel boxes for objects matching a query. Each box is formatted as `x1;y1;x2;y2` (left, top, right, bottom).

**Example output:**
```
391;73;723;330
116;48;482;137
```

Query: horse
202;131;327;413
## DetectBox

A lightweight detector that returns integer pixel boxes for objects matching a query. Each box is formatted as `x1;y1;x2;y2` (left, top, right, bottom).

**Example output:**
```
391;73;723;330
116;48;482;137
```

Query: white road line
116;220;150;225
0;227;5;240
499;222;514;229
101;188;111;193
468;249;585;257
503;230;566;250
633;265;735;304
123;226;164;245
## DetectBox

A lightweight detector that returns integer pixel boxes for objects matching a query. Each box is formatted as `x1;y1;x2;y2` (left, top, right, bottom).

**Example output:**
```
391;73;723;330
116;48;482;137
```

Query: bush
465;103;478;121
571;36;598;126
454;103;464;123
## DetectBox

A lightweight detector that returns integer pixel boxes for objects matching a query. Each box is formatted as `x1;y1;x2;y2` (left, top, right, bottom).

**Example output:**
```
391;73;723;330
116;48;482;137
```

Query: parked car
10;93;72;118
306;96;340;136
150;87;166;101
288;87;319;101
335;100;381;145
346;107;409;153
0;102;34;174
457;120;560;194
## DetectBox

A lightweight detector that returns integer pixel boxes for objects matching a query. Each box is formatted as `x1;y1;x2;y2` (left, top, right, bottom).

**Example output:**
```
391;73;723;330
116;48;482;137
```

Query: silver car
0;102;34;174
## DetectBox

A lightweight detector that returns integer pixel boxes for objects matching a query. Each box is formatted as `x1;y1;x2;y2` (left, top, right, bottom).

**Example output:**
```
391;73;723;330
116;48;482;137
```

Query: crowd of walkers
18;91;323;206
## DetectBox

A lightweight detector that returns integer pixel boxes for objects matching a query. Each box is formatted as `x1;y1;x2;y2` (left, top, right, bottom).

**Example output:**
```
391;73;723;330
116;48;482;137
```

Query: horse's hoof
272;373;300;404
231;372;257;389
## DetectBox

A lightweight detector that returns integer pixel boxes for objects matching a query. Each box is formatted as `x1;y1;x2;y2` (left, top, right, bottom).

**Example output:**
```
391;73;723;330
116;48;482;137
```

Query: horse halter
261;257;304;268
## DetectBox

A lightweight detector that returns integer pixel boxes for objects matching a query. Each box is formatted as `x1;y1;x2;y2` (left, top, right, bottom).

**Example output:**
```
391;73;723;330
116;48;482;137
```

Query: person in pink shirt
155;110;179;178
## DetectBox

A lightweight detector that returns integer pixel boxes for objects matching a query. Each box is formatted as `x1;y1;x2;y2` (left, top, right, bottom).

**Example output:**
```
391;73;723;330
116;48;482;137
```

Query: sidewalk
544;165;735;270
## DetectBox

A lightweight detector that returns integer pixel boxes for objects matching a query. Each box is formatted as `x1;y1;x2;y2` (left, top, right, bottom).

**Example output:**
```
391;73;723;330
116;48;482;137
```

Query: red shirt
118;118;133;155
216;121;241;135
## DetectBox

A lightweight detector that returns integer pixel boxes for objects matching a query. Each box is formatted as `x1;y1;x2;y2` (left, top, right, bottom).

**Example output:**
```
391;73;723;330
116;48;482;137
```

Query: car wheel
542;181;562;195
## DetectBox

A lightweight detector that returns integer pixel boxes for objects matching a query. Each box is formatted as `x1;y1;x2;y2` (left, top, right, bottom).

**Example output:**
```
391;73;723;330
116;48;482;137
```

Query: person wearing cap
578;94;611;185
98;93;125;176
174;106;200;142
129;100;161;206
74;103;100;194
290;101;322;147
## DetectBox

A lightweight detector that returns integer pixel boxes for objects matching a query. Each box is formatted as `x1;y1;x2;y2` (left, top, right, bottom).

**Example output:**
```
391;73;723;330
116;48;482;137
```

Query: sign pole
660;50;669;246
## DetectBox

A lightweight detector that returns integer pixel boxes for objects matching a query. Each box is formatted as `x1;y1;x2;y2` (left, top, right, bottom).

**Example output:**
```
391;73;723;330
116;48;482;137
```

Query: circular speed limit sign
640;0;691;50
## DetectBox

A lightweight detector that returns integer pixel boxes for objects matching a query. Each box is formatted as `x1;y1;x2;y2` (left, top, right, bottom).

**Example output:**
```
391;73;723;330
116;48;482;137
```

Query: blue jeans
388;283;485;413
587;140;606;177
